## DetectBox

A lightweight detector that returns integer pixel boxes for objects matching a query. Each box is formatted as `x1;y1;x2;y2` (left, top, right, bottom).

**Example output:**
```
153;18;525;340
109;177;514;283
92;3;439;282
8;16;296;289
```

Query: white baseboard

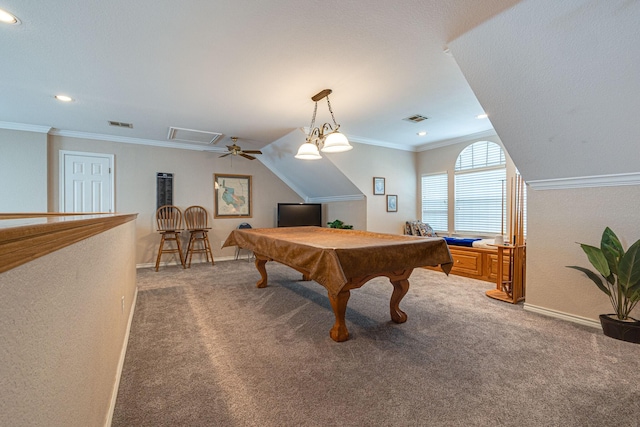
105;286;138;427
523;303;602;330
136;256;238;269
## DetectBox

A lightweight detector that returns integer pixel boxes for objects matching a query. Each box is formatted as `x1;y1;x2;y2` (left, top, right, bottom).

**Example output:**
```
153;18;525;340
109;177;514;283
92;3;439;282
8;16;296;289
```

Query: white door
60;151;114;213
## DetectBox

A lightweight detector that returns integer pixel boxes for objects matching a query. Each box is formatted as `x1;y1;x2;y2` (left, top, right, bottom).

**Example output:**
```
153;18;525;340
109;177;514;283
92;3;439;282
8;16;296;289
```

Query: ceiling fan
219;137;262;160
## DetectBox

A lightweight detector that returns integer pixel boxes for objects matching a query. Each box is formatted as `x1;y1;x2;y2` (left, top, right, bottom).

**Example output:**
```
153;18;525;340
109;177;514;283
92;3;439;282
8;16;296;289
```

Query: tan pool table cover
223;226;453;296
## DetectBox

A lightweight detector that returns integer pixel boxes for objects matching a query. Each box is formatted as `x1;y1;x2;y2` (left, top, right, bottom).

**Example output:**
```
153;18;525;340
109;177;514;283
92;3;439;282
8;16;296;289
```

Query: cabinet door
449;249;482;277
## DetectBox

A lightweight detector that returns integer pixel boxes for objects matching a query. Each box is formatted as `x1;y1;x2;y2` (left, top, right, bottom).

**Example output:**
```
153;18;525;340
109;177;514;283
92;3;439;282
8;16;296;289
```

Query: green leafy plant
327;219;353;229
567;227;640;320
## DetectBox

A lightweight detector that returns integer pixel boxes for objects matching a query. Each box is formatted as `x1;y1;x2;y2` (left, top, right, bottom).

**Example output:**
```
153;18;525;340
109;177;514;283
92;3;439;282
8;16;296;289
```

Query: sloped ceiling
259;130;363;202
449;0;640;183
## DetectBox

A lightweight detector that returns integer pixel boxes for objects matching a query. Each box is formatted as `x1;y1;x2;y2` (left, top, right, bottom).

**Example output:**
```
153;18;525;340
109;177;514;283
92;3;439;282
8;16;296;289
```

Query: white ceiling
0;0;520;152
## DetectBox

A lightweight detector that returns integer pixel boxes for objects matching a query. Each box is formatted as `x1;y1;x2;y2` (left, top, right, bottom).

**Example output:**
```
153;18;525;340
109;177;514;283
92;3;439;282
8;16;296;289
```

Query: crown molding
416;129;499;151
48;129;228;153
257;156;309;201
307;194;365;203
0;121;52;134
300;127;416;152
527;172;640;190
346;134;415;152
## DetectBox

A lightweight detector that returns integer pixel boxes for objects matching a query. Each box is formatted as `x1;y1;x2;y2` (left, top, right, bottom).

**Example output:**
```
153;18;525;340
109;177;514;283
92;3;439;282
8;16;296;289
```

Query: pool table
222;226;452;342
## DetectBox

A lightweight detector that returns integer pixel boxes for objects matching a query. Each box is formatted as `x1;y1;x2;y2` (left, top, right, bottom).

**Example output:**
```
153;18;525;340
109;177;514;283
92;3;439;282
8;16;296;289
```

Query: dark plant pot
599;314;640;344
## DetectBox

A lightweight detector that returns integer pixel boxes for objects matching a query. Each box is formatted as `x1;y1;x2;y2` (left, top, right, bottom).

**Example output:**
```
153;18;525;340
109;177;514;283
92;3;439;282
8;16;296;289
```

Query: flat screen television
277;203;322;227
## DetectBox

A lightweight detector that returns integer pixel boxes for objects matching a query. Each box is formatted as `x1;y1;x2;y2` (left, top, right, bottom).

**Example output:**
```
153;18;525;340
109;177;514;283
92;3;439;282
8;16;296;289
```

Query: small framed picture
373;177;385;195
386;195;397;212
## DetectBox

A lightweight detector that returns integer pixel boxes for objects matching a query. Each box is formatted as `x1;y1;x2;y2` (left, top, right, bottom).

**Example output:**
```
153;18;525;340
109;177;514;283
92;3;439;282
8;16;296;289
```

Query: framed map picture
214;174;252;218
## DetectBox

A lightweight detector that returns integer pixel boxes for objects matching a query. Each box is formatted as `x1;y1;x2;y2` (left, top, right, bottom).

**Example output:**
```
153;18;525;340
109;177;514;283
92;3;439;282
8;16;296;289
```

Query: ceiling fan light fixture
295;142;322;159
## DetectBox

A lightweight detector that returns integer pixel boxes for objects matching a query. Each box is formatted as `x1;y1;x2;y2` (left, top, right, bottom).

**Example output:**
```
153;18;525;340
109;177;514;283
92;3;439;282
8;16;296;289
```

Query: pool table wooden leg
328;289;351;342
254;255;269;288
390;278;409;323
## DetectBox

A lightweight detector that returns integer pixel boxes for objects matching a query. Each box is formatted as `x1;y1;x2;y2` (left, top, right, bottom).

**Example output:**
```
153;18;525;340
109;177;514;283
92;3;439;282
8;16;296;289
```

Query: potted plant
327;219;353;229
567;227;640;343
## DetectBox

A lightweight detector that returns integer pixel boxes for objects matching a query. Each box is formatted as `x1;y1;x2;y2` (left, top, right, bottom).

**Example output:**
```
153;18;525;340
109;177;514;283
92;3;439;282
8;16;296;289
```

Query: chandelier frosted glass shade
321;131;352;153
295;142;322;160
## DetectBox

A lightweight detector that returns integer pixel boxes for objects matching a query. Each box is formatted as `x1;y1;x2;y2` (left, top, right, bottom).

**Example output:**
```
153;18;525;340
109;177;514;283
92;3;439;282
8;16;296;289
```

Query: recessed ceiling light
0;8;20;24
417;131;427;136
55;95;74;102
476;113;488;119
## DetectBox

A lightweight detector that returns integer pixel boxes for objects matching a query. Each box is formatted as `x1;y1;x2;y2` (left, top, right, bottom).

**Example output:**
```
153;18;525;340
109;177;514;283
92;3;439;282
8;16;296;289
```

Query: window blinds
454;168;506;234
421;173;448;231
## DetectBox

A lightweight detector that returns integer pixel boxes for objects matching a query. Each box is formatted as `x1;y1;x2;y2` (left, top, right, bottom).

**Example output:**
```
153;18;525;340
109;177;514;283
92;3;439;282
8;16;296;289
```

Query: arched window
454;141;506;234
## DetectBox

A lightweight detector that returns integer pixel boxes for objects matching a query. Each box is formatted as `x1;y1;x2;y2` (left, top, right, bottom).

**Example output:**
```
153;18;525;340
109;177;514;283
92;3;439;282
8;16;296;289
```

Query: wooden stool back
154;205;186;271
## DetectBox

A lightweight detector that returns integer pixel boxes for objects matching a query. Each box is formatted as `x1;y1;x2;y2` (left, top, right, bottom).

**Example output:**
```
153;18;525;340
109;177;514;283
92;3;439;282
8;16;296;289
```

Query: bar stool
184;205;215;267
154;205;186;271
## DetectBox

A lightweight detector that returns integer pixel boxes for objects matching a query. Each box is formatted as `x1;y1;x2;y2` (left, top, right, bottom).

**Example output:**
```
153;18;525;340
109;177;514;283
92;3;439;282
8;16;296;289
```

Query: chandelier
295;89;353;160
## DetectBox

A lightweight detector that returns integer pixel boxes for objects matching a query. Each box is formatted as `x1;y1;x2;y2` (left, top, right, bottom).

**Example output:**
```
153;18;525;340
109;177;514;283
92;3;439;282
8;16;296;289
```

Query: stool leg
155;234;166;272
203;231;214;265
175;232;186;269
186;232;195;268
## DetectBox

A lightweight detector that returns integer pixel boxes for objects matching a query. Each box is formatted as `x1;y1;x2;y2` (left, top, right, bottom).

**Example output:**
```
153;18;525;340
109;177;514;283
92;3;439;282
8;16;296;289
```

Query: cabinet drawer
449;249;482;276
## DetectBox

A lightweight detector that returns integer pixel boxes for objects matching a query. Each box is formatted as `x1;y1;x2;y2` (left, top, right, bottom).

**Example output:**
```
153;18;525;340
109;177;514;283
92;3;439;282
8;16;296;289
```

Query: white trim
299;127;416;152
523;303;602;330
307;194;365;203
0;121;52;133
347;135;415;152
49;129;228;153
257;156;310;201
59;150;116;213
135;256;237;269
417;129;498;151
104;287;138;427
527;172;640;190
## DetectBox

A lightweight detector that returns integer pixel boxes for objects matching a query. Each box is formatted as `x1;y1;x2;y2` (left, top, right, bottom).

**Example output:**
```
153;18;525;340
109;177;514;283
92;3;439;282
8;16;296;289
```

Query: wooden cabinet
426;245;507;283
449;247;483;278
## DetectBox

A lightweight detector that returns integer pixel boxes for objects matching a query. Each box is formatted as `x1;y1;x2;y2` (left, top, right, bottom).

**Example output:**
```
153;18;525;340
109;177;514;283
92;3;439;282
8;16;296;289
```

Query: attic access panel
167;127;223;145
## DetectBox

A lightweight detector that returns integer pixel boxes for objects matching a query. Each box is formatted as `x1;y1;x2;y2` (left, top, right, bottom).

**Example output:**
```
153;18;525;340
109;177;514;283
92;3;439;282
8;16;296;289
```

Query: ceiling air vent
108;120;133;128
402;114;429;123
167;127;223;145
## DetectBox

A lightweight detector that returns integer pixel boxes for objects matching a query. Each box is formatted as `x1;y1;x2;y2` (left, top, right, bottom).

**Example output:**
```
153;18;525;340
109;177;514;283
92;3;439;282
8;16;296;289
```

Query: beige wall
48;135;303;265
0;128;48;212
0;220;137;426
325;199;367;230
327;142;416;234
526;185;640;321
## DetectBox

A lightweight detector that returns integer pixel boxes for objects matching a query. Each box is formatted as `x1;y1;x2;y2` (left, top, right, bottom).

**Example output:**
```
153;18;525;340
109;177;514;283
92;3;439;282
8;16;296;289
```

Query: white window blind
421;173;448;231
454;141;506;234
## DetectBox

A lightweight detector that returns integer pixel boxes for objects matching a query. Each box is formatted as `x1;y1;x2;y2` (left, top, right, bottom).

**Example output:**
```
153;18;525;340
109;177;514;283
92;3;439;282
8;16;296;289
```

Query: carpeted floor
112;260;640;426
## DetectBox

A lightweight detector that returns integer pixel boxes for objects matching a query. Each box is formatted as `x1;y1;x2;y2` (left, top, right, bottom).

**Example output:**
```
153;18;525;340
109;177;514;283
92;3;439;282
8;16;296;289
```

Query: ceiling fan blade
219;153;231;158
240;153;256;160
242;150;262;154
226;145;236;151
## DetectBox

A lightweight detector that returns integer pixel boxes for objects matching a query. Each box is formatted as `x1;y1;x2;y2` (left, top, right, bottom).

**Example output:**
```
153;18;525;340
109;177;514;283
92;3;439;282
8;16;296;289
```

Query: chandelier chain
326;96;338;127
308;102;318;141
